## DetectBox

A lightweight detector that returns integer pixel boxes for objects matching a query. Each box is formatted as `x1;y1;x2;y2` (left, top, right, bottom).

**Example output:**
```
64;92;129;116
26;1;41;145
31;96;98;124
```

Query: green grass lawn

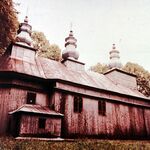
0;137;149;150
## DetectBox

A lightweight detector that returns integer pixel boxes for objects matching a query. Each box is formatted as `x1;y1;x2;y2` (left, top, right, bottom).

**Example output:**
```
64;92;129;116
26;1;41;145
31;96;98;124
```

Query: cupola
16;16;33;47
62;30;84;71
7;16;36;64
62;30;79;60
108;44;122;69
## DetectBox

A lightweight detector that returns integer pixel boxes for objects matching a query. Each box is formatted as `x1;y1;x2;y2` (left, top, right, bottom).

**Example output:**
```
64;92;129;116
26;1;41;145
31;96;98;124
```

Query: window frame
98;100;106;116
74;96;83;113
26;92;36;104
38;118;46;129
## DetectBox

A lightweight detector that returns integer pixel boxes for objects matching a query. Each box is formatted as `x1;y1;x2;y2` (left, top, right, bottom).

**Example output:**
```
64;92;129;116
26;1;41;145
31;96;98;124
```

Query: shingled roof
0;48;149;101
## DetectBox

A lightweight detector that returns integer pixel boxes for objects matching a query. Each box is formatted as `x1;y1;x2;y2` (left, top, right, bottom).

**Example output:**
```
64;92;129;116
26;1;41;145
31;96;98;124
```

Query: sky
14;0;150;71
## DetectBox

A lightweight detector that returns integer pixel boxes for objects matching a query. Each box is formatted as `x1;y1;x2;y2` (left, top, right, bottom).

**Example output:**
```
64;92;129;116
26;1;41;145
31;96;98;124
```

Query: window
74;96;82;113
60;93;66;113
98;100;106;116
27;92;36;104
38;118;46;129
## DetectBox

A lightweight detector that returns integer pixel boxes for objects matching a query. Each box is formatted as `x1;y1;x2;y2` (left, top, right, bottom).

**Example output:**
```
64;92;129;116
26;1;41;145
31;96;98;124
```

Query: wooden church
0;16;149;139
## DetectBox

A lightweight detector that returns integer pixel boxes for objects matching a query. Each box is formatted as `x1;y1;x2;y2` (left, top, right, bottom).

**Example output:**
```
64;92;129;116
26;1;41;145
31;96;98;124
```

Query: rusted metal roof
0;53;149;100
9;104;64;116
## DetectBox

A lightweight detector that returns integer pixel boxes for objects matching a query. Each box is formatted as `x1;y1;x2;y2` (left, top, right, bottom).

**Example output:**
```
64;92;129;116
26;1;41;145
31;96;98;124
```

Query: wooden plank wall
0;87;48;135
56;82;150;107
0;88;26;134
53;92;150;139
144;109;150;135
19;114;61;137
105;70;137;89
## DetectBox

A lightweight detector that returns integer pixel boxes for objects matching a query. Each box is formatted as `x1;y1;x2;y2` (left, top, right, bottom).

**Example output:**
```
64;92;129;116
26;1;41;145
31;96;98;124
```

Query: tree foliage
31;31;61;61
0;0;18;55
123;62;150;97
90;62;150;97
89;63;109;74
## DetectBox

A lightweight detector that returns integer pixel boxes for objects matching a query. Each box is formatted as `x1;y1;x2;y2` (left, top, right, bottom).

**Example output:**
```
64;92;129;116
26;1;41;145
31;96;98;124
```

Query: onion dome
109;44;122;69
16;16;32;47
62;30;79;60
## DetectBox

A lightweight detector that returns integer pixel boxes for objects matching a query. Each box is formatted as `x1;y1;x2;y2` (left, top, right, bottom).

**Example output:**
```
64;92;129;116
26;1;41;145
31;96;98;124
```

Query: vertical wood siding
144;109;150;135
0;87;48;135
19;115;61;137
0;88;26;134
36;93;48;106
61;94;150;139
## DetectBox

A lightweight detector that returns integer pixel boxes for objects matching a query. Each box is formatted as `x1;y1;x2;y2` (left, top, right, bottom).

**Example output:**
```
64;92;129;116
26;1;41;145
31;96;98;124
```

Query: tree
123;62;150;97
31;31;61;61
89;63;109;74
90;62;150;97
0;0;19;55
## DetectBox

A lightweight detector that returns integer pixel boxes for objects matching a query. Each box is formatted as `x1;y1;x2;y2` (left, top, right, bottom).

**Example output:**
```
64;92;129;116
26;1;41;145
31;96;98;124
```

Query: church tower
62;30;84;71
62;30;79;60
9;16;36;64
108;44;122;69
16;16;33;47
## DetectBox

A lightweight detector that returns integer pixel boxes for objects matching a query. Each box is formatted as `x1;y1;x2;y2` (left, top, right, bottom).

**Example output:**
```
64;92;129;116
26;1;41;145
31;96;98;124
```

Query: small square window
38;118;46;129
98;100;106;116
27;92;36;104
74;96;82;113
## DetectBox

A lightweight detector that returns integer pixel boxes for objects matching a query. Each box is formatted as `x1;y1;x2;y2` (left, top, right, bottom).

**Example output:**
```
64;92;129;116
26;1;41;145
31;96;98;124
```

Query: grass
0;137;149;150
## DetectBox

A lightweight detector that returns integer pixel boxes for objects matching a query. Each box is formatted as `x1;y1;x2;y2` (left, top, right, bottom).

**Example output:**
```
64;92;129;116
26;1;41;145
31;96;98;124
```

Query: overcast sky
14;0;150;71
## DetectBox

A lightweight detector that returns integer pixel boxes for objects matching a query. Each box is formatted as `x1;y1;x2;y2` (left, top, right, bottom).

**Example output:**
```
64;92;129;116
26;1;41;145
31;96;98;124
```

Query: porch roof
9;104;64;117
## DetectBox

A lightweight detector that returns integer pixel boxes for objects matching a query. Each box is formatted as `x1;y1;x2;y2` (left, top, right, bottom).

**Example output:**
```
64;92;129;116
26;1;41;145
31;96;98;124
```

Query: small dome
16;16;32;47
62;30;79;60
109;44;122;69
62;48;79;60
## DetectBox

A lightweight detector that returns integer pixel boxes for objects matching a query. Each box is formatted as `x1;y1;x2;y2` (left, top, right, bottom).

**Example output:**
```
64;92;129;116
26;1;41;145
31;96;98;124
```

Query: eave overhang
0;70;149;104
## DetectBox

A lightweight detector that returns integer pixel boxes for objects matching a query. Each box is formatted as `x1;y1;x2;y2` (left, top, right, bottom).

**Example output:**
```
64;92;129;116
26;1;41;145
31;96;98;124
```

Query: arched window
74;96;83;113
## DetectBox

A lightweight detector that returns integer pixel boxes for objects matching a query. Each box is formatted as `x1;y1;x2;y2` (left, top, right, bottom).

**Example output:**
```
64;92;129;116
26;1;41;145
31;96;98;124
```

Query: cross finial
26;5;29;17
112;44;116;49
24;5;29;23
70;22;73;31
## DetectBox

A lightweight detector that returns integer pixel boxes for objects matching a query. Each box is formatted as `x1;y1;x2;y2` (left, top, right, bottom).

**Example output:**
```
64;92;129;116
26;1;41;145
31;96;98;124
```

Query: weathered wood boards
19;114;61;137
52;90;150;139
0;87;48;135
0;43;149;139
